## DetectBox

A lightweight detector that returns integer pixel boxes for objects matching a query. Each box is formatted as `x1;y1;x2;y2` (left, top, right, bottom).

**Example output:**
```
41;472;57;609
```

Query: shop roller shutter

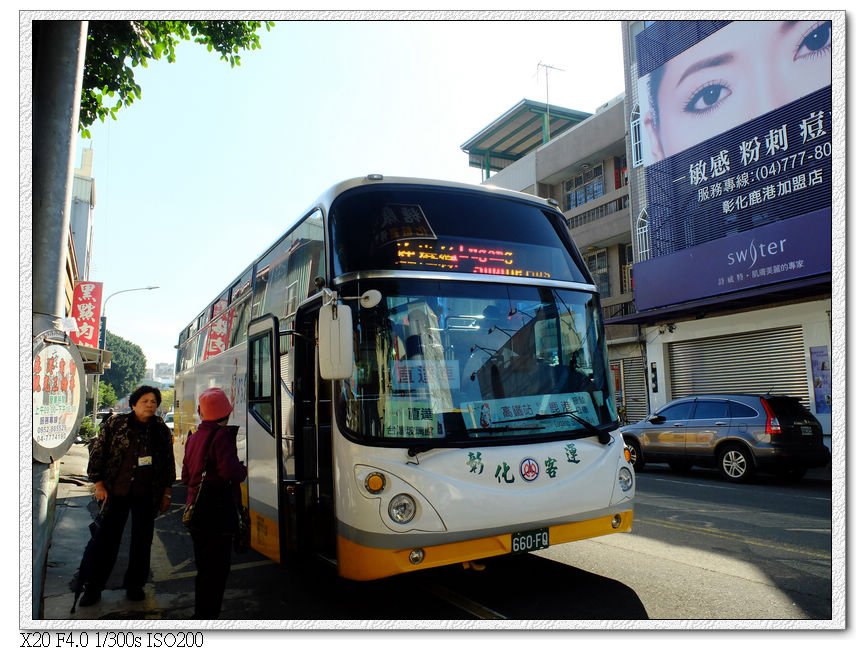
623;357;648;422
668;326;810;410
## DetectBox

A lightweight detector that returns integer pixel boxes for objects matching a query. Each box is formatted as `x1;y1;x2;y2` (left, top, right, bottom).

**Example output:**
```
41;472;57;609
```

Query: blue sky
75;18;628;368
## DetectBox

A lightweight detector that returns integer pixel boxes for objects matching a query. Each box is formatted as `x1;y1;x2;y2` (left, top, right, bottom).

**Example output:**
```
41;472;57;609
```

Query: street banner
68;281;103;348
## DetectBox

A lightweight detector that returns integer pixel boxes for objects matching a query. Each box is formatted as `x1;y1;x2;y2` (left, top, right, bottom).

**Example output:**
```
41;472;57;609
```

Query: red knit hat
198;387;233;422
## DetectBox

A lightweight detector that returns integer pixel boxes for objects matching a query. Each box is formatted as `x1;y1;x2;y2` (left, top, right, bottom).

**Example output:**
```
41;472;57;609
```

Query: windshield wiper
407;445;437;459
507;412;612;444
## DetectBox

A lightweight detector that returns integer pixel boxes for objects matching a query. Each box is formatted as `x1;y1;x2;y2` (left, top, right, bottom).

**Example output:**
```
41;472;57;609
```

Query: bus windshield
337;279;618;446
329;184;589;283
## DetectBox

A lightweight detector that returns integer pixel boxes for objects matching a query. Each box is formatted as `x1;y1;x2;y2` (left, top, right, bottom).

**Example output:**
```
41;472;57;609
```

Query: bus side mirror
319;303;354;380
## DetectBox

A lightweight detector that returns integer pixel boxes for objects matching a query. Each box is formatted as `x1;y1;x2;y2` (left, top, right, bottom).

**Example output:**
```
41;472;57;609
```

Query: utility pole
32;21;88;335
30;20;88;620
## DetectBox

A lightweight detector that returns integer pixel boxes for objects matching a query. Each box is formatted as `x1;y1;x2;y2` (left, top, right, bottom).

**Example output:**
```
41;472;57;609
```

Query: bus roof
313;175;560;213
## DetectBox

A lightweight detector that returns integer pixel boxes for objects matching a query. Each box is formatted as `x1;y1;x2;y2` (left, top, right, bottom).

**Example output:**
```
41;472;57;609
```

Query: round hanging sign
32;330;86;464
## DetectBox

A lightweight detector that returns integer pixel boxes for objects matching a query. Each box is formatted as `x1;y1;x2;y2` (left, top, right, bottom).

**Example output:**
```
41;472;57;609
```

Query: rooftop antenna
536;62;565;142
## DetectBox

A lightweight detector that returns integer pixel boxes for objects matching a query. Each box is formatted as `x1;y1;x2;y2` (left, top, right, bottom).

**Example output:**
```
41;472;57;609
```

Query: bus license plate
801;426;812;436
511;528;549;553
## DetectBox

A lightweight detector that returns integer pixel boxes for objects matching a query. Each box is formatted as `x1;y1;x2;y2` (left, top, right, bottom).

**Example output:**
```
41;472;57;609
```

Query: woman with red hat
181;387;247;619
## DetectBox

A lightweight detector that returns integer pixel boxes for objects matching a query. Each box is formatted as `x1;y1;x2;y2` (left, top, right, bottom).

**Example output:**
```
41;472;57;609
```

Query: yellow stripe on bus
247;503;281;564
336;509;633;581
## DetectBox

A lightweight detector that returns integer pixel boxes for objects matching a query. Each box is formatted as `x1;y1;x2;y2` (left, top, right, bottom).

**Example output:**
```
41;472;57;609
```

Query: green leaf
79;20;272;131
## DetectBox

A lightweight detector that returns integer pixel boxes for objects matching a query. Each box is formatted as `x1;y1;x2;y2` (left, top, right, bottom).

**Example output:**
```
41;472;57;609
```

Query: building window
635;209;650;262
630;105;643;168
585;250;610;298
615;155;628;189
563;165;604;211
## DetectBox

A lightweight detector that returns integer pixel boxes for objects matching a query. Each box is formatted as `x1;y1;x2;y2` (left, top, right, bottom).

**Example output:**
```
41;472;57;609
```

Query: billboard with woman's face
639;21;831;166
632;20;833;311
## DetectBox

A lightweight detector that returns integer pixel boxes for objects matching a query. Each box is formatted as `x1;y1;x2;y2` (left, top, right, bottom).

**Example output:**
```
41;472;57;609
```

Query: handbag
182;428;240;536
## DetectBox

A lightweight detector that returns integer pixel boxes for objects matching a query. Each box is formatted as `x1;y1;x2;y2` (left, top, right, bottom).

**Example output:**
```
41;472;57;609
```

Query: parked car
620;393;829;482
163;411;174;432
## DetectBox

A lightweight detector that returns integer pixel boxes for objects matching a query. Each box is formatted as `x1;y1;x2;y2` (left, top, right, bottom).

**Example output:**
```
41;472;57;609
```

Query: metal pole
31;21;88;336
29;19;88;622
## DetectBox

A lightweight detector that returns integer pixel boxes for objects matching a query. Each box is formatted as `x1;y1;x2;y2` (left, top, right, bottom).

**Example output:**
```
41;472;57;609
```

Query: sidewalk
41;444;198;621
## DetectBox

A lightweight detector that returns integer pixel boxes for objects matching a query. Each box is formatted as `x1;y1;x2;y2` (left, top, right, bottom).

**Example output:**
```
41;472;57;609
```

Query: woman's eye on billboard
795;21;831;61
684;83;731;115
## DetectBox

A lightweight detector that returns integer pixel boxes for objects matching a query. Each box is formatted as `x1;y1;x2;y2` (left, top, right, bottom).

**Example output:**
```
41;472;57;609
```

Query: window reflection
339;281;616;444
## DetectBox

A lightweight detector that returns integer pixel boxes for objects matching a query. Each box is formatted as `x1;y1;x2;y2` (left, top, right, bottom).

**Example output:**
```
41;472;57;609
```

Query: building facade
70;148;96;281
619;20;833;446
461;96;650;423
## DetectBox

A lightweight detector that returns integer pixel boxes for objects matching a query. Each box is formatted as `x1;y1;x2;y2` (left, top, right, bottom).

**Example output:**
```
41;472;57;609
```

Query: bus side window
229;299;251;348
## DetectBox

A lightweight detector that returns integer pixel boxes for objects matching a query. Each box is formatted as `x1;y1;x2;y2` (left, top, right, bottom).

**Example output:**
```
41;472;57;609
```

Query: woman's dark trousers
190;530;233;618
84;493;155;592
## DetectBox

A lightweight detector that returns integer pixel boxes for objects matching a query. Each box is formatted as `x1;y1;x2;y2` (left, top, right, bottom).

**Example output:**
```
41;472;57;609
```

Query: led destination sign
394;239;556;279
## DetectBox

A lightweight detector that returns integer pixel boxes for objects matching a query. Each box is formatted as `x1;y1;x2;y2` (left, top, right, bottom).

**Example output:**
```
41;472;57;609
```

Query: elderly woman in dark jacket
79;385;175;607
181;387;247;619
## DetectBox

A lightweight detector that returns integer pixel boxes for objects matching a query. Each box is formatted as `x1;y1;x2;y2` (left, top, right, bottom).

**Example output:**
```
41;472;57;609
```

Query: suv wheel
624;438;645;471
717;444;753;482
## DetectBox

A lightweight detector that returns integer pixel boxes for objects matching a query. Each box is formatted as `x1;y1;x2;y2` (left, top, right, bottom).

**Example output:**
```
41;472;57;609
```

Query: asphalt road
536;464;833;620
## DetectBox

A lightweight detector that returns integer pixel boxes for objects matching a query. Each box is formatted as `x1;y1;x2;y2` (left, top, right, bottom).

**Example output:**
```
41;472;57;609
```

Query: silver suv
620;394;829;482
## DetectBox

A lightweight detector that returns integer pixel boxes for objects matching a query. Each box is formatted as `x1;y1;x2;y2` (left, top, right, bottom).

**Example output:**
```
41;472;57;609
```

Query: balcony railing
566;193;630;230
603;300;636;320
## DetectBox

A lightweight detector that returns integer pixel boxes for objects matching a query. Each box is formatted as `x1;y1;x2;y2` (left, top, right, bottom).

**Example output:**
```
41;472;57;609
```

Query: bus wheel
717;444;753;483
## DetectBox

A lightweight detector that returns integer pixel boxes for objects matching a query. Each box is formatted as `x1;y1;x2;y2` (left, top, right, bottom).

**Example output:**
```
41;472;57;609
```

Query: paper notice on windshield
382;396;446;438
462;393;599;431
391;359;460;391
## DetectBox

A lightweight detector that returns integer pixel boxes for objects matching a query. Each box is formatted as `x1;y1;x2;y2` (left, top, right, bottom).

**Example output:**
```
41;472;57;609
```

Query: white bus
174;176;634;580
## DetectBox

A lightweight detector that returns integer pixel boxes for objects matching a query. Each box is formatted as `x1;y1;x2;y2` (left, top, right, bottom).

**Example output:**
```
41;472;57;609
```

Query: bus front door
290;303;336;561
246;315;283;563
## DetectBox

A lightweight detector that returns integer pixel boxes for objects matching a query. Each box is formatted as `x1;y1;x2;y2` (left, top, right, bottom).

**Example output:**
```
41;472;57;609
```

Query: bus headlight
388;494;417;524
618;467;634;492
